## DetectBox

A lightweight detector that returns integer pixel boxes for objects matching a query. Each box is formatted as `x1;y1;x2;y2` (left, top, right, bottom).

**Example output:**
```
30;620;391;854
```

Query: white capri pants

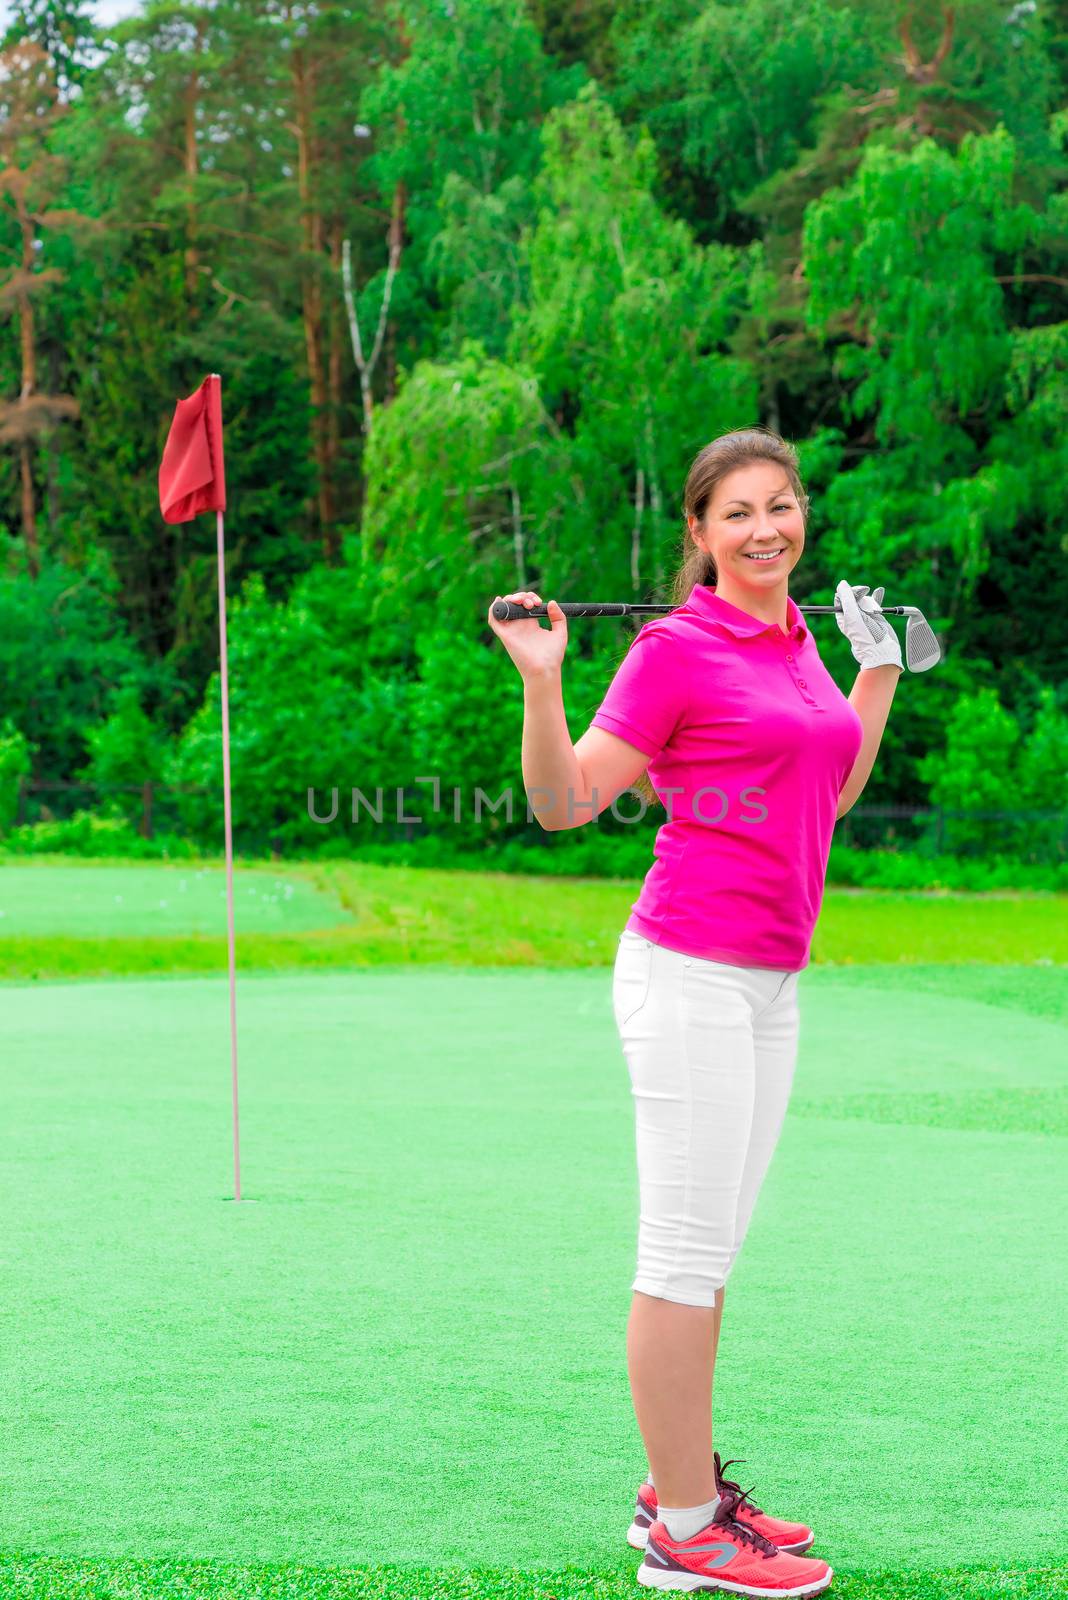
613;928;801;1309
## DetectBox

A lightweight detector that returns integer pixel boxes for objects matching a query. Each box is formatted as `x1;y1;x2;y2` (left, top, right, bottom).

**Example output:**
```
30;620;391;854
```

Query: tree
360;0;583;366
512;84;759;596
802;122;1061;627
0;39;82;575
265;0;395;559
1;0;97;94
359;339;578;629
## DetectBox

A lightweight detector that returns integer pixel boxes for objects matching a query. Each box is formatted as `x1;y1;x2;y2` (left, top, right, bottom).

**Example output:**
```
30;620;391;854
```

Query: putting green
0;863;351;936
2;962;1066;1586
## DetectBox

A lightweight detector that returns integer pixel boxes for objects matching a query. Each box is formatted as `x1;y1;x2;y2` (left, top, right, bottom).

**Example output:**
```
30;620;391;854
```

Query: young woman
488;427;902;1596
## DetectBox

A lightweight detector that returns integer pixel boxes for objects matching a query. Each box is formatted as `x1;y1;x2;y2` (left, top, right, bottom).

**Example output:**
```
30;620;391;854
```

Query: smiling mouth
743;548;786;562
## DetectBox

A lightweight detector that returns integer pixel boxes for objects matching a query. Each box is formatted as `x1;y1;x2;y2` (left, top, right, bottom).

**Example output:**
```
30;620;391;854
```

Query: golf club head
900;608;942;672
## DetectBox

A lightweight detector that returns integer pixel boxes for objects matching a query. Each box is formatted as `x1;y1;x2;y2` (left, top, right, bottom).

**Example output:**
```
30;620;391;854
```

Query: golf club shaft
490;599;909;622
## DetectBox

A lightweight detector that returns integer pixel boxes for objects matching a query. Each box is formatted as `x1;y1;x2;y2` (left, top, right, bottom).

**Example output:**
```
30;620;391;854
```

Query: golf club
489;598;942;672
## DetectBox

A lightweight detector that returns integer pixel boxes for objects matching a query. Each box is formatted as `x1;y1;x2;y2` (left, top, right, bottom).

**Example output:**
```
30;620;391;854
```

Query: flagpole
216;491;241;1204
159;370;240;1202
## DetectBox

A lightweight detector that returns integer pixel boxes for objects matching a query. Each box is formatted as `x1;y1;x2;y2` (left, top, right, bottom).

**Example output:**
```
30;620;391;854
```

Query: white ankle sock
658;1494;721;1543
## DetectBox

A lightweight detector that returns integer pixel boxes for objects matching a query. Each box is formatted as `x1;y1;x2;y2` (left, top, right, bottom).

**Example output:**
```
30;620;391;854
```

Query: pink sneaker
637;1489;833;1595
626;1454;814;1556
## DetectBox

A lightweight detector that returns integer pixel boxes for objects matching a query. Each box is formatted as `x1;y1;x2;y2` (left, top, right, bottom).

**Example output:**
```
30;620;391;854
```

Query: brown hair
626;426;810;808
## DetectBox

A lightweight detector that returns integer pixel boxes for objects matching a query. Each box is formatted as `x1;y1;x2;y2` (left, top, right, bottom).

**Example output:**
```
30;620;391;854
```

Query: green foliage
362;0;583;224
512;84;761;593
75;680;174;823
2;0;97;90
0;0;1066;882
826;843;1068;895
916;682;1068;858
803;126;1037;446
166;571;371;851
917;685;1019;825
361;340;567;627
407;623;526;846
360;0;584;366
0;810;197;858
430;172;534;358
608;0;882;235
0;543;142;781
0;715;33;835
58;234;317;712
609;1;1061;245
1016;686;1068;809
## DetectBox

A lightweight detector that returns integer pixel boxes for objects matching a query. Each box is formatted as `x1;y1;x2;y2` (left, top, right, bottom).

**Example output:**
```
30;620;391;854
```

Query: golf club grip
492;600;635;620
491;599;909;621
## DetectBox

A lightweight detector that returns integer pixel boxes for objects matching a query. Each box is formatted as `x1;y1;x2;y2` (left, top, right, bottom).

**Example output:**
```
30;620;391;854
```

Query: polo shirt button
786;654;794;662
798;679;807;688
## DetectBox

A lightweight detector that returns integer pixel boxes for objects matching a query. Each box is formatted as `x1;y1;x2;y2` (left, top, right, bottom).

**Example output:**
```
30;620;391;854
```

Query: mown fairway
1;856;1066;977
2;859;1065;1600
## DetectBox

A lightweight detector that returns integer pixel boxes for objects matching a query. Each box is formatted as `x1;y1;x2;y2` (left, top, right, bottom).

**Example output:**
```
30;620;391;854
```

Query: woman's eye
727;505;791;519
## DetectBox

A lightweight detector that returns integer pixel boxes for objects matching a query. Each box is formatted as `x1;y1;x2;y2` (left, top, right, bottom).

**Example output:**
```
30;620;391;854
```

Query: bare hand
487;591;569;678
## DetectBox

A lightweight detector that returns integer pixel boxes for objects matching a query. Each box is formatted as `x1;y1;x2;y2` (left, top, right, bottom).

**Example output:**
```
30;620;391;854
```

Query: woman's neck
708;578;789;631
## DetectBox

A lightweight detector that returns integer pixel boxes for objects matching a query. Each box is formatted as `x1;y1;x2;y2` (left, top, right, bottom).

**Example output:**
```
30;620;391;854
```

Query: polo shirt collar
685;583;809;643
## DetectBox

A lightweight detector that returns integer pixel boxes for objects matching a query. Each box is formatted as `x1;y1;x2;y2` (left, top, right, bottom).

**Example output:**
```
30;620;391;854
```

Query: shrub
0;717;32;835
0;544;141;782
0;811;198;859
75;681;175;826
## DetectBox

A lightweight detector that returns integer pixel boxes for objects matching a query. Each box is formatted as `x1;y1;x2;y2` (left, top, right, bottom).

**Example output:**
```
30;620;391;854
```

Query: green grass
0;856;1066;978
0;862;351;936
1;1555;1065;1598
2;859;1066;1599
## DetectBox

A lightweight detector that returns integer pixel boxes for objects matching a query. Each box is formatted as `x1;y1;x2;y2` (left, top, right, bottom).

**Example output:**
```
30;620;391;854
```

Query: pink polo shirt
589;583;864;971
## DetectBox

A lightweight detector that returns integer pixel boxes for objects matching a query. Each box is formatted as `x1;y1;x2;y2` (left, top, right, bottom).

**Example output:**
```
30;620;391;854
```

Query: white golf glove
834;580;903;672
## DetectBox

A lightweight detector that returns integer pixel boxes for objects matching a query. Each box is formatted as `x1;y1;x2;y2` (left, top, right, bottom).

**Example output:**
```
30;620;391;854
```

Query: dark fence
12;782;1068;863
14;780;210;839
836;804;1068;863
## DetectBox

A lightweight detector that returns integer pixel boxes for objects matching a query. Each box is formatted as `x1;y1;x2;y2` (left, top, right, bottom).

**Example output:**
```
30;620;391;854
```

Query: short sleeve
589;626;688;760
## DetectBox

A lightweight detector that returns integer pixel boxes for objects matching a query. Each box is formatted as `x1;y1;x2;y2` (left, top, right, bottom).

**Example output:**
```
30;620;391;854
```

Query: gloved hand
834;580;903;672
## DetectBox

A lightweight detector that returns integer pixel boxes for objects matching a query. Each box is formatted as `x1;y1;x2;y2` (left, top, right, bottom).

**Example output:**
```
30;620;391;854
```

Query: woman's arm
836;663;902;819
521;668;587;830
489;589;651;831
522;670;650;830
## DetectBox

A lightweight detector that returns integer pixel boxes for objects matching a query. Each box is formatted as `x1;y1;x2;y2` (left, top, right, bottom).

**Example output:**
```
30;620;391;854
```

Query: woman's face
688;460;805;594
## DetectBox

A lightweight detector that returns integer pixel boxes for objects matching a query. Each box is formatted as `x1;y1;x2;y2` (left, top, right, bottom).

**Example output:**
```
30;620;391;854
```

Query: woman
488;427;902;1596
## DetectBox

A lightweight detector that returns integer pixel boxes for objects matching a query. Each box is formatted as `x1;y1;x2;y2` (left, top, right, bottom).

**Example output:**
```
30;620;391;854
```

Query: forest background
0;0;1066;884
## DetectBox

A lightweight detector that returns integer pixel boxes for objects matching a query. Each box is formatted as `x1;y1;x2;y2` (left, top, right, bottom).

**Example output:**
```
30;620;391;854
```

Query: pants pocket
613;937;654;1031
771;969;799;1007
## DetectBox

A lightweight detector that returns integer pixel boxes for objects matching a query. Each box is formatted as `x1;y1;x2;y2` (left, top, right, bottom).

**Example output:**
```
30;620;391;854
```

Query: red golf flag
158;371;243;1201
158;373;226;523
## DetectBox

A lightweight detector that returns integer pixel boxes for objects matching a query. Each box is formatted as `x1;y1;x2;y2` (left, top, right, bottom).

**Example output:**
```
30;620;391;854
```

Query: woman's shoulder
626;617;689;658
632;609;723;652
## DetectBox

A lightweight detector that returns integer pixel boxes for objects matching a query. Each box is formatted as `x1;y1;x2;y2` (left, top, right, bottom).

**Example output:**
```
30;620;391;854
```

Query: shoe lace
716;1483;780;1560
716;1456;764;1515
